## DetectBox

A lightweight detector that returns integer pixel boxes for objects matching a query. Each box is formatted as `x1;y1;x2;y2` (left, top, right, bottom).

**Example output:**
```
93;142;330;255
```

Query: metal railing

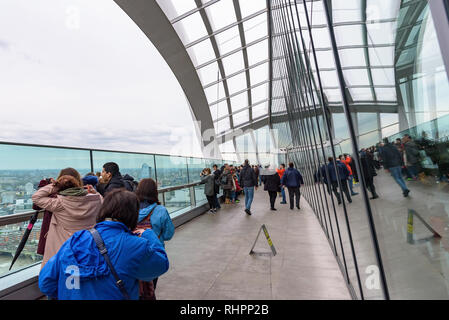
0;181;207;227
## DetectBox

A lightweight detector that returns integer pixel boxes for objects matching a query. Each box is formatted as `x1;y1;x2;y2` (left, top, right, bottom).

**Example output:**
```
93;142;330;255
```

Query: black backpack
122;175;138;192
220;174;228;185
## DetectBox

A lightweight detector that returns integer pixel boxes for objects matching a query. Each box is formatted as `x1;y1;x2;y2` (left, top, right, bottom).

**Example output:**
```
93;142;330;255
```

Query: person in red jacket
340;155;358;196
276;164;287;204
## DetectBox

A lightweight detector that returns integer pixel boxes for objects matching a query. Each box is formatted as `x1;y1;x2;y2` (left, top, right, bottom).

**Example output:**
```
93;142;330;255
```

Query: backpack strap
137;205;162;239
88;228;130;300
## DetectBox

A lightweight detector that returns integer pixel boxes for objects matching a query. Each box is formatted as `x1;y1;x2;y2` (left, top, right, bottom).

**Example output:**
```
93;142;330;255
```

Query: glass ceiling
155;0;403;160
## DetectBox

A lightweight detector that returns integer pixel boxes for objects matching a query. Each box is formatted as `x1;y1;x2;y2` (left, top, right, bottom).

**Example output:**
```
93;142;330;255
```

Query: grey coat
404;141;420;165
201;174;216;196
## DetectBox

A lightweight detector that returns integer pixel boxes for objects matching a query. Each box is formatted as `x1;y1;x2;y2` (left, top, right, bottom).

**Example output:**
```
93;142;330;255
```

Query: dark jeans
287;187;301;209
268;191;277;209
331;180;351;203
214;194;221;208
206;195;216;209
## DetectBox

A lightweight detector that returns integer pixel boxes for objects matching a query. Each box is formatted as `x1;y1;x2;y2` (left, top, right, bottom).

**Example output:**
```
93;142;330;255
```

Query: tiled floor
157;188;351;300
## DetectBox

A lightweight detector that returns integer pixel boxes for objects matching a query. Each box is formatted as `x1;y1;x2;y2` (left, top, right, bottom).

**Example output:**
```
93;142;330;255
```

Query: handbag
88;228;130;300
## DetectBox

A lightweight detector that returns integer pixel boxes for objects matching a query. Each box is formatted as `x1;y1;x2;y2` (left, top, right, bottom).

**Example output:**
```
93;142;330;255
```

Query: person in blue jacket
38;189;169;300
135;178;174;299
320;157;352;205
281;162;304;210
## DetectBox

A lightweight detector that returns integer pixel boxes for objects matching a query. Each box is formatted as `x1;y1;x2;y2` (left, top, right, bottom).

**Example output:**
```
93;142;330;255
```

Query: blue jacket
38;221;169;300
321;161;350;183
138;203;175;246
281;167;304;188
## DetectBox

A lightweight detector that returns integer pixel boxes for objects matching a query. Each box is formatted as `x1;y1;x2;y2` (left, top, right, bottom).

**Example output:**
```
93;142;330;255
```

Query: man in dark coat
281;162;304;210
212;164;222;209
239;159;258;215
359;150;379;199
97;162;135;196
321;157;352;205
261;166;281;211
381;139;410;197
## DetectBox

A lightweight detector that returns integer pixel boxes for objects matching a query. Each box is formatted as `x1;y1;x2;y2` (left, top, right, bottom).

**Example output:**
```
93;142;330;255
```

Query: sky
0;0;204;158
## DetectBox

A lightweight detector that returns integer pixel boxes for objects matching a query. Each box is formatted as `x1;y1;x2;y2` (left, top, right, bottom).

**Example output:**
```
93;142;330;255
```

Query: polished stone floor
156;188;351;300
302;169;449;299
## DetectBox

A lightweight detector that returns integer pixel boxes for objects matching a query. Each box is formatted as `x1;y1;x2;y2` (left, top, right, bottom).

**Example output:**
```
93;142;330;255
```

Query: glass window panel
307;0;327;25
380;113;399;127
357;113;378;134
315;50;335;69
366;0;401;20
215;26;242;55
173;12;208;44
92;151;156;182
197;61;220;86
243;14;268;44
375;87;397;101
349;88;373;101
186;38;216;66
358;131;380;148
249;62;269;84
239;0;266;19
205;0;236;31
369;46;394;66
164;187;191;217
210;101;229;120
230;91;248;112
154;155;188;188
236;133;256;153
157;0;197;21
251;82;268;103
246;39;268;66
333;113;350;139
334;25;364;46
324;88;342;102
343;69;370;86
339;48;366;67
332;0;362;23
226;72;247;95
311;27;331;48
367;22;396;45
381;123;399;138
254;126;273;153
222;51;245;75
233;109;249;126
215;117;230;134
371;68;395;86
318;70;340;87
187;157;205;183
219;139;235;153
204;82;226;104
252;101;268;119
194;184;207;205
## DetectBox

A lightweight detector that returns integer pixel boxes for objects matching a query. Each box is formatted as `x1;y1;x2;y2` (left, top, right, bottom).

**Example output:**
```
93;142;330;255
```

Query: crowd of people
313;132;449;204
199;159;306;214
33;162;174;300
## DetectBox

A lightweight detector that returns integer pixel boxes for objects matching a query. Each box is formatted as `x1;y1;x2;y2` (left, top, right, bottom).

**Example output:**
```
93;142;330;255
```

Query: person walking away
359;150;379;199
381;138;410;197
135;178;174;299
239;159;258;215
201;168;218;213
212;164;222;209
254;165;260;188
38;189;169;300
276;164;287;204
261;166;281;211
97;162;136;196
220;164;234;204
281;162;304;210
403;134;420;180
32;173;102;268
341;154;358;196
321;157;352;205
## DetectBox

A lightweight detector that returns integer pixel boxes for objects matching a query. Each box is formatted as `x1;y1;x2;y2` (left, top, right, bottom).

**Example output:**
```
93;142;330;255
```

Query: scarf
58;187;88;196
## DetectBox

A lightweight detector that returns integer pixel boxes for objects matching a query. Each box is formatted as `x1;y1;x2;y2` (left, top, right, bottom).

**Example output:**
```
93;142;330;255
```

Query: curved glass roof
156;0;270;141
154;0;407;159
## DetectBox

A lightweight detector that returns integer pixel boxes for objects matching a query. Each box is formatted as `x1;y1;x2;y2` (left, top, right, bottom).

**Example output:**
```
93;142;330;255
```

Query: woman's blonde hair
204;168;211;175
54;175;82;191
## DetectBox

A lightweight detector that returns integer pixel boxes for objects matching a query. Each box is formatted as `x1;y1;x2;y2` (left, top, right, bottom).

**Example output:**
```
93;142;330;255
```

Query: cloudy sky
0;0;203;157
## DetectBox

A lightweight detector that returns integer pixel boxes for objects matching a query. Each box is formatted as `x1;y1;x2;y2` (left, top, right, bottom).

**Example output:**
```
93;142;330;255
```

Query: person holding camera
32;171;103;268
201;168;218;213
